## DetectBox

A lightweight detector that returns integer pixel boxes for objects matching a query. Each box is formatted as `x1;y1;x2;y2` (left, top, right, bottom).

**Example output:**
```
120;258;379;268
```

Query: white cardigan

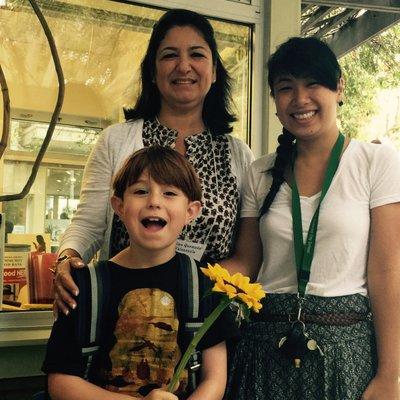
59;119;254;262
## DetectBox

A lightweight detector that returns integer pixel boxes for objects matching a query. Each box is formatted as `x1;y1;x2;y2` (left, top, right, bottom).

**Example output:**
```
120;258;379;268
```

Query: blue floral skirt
225;294;377;400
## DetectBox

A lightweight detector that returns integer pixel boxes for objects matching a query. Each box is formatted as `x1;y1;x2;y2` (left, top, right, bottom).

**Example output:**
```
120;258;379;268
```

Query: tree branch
0;65;10;160
0;0;65;202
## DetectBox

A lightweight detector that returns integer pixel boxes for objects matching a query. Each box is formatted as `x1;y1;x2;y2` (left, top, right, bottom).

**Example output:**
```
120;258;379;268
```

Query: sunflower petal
201;263;266;316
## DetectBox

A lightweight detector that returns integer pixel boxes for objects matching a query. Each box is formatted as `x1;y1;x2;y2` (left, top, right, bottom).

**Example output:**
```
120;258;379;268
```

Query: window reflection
3;122;88;248
10;120;100;156
45;167;83;248
0;0;251;141
0;1;252;313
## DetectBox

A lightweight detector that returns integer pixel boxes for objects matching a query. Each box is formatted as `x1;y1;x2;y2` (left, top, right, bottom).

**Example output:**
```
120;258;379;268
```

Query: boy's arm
187;341;227;400
48;373;178;400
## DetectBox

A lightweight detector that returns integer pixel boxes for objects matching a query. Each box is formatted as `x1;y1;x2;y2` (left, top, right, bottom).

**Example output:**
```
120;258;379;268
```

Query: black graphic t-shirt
42;255;237;397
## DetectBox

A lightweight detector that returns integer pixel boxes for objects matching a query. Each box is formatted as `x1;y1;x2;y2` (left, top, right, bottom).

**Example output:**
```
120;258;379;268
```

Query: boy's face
111;170;201;256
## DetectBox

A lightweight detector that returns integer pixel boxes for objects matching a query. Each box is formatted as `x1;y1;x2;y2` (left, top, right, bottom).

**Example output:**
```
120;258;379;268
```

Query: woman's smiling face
273;75;344;142
155;25;216;114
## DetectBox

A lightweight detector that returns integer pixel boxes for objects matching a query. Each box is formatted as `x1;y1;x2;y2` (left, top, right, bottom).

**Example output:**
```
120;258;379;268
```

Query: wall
263;0;301;154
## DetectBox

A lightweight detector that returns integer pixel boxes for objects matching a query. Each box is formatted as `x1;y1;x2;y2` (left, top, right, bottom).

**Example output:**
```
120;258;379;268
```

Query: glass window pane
0;1;252;315
45;167;83;246
211;20;251;142
0;1;251;139
3;160;84;245
10;120;101;156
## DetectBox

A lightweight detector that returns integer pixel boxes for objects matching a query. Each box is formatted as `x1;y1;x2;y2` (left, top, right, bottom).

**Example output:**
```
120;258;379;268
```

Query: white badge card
176;239;207;262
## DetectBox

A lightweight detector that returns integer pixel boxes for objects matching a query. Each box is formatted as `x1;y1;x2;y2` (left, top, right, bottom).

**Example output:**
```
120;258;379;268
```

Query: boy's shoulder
174;252;213;318
175;252;208;283
174;251;200;270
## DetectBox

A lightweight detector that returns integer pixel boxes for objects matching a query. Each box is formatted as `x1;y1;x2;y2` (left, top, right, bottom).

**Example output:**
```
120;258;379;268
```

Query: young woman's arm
48;373;178;400
362;202;400;400
188;341;227;400
222;217;263;281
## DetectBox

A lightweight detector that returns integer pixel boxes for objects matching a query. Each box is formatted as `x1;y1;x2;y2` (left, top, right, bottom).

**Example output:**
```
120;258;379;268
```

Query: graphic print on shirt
106;288;187;396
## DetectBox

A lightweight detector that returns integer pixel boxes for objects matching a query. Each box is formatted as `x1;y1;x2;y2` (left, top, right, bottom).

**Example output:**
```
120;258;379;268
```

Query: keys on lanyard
277;297;324;368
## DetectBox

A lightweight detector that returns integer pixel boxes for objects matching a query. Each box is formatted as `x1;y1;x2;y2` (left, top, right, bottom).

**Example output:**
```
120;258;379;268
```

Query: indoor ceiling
301;0;400;56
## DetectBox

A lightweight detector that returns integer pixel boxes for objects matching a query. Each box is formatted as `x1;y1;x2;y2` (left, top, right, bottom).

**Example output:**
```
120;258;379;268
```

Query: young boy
42;146;233;400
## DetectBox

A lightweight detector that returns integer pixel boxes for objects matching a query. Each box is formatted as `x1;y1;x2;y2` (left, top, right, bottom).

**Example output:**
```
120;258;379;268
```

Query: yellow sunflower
169;263;266;393
200;263;231;282
200;263;266;313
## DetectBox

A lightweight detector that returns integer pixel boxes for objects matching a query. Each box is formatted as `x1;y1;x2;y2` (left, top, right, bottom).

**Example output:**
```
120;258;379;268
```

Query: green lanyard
292;133;345;296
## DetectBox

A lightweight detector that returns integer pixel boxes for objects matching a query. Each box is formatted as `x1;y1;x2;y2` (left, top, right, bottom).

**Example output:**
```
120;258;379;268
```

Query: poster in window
2;243;30;307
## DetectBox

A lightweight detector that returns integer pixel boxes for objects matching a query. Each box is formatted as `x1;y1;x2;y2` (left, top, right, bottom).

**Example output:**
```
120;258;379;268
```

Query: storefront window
0;0;252;313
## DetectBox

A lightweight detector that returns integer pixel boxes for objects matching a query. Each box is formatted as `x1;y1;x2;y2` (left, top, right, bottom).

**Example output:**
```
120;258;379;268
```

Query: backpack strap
73;260;110;380
177;252;210;393
177;252;200;321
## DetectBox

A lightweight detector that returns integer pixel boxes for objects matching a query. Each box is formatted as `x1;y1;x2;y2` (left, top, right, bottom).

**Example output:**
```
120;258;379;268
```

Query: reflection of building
3;122;90;247
0;1;251;253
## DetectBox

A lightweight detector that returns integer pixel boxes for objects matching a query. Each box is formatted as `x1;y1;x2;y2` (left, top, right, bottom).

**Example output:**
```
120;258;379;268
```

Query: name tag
176;239;207;262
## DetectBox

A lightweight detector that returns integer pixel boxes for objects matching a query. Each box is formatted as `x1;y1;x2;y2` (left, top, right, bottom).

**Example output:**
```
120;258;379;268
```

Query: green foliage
339;55;377;139
338;23;400;140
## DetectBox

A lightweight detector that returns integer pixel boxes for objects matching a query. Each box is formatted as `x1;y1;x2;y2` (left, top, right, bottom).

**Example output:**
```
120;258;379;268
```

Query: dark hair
124;8;236;135
259;128;295;217
36;235;46;245
113;145;202;202
268;36;341;97
260;37;341;217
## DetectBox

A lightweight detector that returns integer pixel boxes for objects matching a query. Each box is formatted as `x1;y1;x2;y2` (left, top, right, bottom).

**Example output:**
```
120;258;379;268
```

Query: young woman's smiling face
155;25;216;114
273;75;343;142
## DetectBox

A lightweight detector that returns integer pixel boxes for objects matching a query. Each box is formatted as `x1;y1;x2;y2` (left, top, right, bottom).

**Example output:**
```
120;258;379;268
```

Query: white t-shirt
241;140;400;296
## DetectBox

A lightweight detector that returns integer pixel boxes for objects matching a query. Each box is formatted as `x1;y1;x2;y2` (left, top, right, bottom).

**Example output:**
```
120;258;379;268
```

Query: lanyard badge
277;133;345;368
291;133;345;296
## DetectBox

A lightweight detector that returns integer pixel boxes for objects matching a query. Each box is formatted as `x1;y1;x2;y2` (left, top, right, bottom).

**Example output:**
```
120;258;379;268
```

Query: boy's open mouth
141;217;167;230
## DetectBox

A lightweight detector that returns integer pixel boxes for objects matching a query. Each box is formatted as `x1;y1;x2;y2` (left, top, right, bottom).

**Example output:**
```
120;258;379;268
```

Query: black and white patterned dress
110;119;240;262
225;294;377;400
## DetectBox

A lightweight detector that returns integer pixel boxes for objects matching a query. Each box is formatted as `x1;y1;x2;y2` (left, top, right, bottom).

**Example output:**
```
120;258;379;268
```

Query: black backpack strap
176;252;206;393
177;252;200;321
73;260;110;380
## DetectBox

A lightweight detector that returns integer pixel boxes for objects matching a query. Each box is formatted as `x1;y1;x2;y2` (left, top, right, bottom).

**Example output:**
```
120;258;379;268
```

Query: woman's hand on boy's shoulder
144;388;178;399
53;251;85;319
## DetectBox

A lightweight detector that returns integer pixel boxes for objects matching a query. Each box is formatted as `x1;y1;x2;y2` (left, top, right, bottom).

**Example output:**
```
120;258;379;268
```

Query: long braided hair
260;37;342;217
259;128;295;217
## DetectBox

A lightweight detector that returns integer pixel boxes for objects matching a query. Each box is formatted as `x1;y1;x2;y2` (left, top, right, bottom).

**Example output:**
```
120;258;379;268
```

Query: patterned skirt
225;294;377;400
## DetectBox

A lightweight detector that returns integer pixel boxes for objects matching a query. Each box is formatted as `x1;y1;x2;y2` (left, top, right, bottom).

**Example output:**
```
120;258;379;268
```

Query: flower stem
168;297;231;393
